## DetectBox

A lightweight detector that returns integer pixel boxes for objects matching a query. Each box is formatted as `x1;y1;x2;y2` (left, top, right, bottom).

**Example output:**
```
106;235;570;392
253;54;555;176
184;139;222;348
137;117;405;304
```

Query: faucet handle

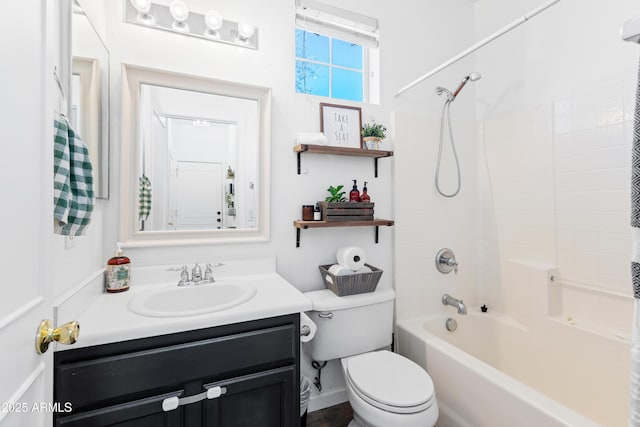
449;259;458;274
178;265;189;286
204;263;214;282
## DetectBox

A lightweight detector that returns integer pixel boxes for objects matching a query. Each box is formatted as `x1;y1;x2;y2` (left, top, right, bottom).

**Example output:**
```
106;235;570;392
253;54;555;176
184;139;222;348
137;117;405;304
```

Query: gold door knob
35;319;80;354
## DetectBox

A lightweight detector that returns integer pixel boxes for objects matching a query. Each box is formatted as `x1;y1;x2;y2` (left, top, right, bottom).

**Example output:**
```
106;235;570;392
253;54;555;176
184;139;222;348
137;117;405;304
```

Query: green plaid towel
139;175;152;221
53;115;94;236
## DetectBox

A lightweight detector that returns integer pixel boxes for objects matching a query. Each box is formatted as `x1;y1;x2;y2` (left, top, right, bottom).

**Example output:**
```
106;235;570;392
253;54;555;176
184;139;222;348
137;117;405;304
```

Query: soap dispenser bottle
106;242;130;293
361;181;371;202
349;180;361;202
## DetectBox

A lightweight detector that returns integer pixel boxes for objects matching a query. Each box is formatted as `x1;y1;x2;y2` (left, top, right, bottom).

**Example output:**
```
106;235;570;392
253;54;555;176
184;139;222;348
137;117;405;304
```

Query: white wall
94;0;478;409
52;0;106;301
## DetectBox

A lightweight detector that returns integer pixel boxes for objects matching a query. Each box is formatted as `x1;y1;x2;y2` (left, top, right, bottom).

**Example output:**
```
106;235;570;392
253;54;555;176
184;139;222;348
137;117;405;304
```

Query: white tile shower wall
553;78;634;294
393;112;485;321
483;104;557;266
475;0;639;335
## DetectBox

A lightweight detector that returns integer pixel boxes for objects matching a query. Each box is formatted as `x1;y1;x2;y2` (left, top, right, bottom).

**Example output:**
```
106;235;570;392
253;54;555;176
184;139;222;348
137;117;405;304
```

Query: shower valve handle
436;248;458;274
444;257;459;274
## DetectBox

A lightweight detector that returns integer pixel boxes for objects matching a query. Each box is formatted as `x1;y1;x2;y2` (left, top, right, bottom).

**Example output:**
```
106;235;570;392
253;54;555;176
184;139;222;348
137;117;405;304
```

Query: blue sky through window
295;29;364;102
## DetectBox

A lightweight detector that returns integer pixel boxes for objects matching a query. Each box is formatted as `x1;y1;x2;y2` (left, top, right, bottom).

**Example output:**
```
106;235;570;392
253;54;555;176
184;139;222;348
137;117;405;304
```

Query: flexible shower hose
435;99;461;198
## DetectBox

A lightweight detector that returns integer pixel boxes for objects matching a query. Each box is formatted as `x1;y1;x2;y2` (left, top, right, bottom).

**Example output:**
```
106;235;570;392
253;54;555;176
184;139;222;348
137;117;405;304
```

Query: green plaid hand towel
139;175;152;221
53;115;94;236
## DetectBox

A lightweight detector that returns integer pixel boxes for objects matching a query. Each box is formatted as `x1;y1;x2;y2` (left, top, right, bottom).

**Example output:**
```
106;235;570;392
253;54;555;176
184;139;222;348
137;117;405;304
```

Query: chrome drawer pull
162;386;227;412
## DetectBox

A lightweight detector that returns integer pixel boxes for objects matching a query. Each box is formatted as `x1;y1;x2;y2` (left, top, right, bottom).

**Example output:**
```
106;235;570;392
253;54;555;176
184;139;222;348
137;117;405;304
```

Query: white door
0;1;56;426
170;162;224;229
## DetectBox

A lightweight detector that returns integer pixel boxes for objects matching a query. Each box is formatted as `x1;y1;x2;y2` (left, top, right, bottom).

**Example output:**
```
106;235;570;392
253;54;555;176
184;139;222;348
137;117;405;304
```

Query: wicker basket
319;264;383;296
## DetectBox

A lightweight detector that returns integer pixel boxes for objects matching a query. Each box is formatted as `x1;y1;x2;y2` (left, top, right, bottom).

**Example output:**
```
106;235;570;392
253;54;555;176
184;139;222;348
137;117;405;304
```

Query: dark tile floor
306;402;353;427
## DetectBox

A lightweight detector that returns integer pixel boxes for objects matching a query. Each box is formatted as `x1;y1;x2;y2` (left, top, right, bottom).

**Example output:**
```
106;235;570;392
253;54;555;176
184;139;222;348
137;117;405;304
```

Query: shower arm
452;76;471;98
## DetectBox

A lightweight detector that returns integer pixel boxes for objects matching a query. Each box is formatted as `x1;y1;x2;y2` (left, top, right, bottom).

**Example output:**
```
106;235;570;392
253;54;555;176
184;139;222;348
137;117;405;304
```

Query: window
295;29;364;102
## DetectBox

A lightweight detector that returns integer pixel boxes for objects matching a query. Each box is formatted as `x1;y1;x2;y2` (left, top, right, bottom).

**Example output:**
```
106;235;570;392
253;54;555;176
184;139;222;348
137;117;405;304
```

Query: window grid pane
296;60;330;97
332;68;363;102
295;29;364;102
332;38;363;70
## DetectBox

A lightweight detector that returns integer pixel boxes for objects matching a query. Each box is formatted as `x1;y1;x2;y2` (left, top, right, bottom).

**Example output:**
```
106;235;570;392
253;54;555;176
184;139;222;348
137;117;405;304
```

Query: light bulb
130;0;151;13
130;0;154;24
204;10;223;38
237;21;255;41
169;0;189;31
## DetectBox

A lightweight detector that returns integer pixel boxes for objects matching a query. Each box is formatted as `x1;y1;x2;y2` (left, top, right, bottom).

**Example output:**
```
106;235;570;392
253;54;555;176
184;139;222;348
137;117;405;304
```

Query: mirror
139;86;258;231
72;0;109;199
120;65;271;246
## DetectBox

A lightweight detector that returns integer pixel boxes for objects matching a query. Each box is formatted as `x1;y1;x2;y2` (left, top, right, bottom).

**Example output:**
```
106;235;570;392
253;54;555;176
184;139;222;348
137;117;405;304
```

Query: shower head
451;72;482;100
468;72;482;82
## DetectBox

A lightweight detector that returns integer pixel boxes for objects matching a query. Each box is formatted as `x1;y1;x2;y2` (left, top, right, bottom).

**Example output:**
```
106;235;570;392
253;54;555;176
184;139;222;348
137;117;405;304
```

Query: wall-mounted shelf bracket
293;219;394;248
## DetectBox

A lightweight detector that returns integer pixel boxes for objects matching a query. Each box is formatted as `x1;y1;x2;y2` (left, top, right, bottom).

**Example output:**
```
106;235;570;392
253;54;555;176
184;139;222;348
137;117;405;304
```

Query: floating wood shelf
294;144;393;177
293;219;395;247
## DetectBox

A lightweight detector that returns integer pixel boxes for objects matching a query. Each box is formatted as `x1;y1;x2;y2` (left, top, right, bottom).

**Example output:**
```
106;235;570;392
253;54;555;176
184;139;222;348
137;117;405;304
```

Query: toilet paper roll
300;312;317;343
336;246;366;271
354;266;372;274
326;264;354;284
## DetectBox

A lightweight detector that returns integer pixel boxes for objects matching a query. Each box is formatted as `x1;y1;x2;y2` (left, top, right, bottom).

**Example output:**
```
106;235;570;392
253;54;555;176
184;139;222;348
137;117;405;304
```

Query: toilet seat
344;350;435;414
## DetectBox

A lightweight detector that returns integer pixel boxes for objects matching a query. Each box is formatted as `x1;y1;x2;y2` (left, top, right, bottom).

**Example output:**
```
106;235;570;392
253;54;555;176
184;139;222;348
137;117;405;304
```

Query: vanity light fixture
123;0;258;49
129;0;154;25
204;10;223;39
169;0;189;32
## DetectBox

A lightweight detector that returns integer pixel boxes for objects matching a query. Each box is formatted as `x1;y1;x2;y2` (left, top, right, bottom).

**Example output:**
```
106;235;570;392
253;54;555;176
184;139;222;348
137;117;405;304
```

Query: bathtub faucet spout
442;294;467;315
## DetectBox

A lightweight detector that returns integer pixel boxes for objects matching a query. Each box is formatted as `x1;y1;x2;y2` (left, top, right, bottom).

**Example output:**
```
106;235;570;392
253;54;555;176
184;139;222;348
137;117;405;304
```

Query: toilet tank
303;288;395;362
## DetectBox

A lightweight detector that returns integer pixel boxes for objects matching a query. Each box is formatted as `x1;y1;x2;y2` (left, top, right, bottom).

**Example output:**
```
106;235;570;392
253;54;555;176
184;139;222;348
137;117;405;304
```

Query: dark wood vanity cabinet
54;314;300;426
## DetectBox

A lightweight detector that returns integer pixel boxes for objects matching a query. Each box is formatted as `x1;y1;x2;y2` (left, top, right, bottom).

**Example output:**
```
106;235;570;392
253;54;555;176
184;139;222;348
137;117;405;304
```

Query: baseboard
436;400;473;427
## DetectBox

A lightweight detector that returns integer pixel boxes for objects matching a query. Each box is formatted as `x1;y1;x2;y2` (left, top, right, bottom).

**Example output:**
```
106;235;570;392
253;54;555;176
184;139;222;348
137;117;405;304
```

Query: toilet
303;288;438;427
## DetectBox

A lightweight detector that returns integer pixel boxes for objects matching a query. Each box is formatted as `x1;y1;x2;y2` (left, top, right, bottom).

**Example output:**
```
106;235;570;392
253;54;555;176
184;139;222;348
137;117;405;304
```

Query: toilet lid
346;350;435;413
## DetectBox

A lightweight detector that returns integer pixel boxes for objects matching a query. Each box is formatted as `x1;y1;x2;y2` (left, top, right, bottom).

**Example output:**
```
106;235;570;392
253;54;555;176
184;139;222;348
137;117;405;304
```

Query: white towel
297;132;328;145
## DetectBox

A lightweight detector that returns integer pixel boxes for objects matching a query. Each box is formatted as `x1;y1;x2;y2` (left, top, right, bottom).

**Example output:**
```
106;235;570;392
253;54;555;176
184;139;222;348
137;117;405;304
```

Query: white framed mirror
120;65;271;246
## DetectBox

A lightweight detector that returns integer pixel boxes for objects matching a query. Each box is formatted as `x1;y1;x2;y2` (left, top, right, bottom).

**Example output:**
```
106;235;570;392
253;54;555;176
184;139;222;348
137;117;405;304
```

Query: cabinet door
55;390;184;427
203;366;297;427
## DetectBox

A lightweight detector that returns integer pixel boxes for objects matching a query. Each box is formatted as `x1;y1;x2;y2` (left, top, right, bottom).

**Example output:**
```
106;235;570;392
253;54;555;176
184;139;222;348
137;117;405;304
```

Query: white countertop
60;258;312;350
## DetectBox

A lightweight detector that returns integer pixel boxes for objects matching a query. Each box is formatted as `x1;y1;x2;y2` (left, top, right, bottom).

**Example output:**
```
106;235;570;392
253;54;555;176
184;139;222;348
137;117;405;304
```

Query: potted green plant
361;121;387;149
325;185;346;202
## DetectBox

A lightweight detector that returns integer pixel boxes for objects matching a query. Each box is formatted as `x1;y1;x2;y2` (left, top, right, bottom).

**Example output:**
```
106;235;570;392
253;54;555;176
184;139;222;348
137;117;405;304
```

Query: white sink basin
128;281;257;318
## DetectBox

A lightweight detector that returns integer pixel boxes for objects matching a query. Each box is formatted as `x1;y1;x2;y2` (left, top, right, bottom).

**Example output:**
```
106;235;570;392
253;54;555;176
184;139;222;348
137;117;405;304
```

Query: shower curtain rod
394;0;562;97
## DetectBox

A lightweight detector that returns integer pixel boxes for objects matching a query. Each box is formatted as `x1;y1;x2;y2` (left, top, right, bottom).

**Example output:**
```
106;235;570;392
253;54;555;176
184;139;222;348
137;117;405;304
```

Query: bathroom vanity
54;314;299;426
53;258;311;426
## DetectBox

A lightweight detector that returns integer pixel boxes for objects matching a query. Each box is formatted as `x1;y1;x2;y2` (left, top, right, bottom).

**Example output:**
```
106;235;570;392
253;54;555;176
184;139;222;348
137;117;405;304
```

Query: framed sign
320;103;363;148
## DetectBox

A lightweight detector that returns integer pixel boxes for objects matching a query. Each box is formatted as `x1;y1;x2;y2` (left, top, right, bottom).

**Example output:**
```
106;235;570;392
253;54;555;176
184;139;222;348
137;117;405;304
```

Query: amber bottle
349;180;361;202
361;181;371;202
106;243;130;293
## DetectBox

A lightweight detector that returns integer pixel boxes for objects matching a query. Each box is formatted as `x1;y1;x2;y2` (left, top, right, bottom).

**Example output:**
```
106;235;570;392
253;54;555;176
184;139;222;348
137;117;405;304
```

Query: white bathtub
397;310;630;427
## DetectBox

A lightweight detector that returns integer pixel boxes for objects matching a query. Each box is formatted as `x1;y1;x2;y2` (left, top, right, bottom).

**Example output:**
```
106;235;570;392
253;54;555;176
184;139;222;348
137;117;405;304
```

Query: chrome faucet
442;294;467;315
174;262;225;286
